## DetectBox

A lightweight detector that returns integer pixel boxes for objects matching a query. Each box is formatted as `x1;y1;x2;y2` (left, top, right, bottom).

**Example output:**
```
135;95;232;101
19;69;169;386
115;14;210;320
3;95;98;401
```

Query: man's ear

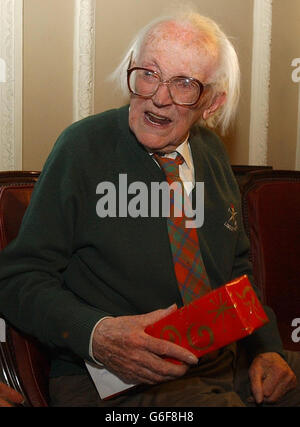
202;92;227;121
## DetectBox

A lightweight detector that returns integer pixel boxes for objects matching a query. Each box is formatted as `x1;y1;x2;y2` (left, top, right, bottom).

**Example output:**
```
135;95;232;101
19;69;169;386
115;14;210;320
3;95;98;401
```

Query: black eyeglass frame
127;66;207;107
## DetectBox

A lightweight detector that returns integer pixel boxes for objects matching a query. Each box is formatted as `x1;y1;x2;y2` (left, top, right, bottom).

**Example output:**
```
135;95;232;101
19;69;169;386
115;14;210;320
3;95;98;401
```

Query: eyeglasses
127;66;206;106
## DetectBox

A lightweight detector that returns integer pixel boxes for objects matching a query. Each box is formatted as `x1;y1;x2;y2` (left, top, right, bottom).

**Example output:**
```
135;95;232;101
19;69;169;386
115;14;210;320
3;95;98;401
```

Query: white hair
109;7;240;134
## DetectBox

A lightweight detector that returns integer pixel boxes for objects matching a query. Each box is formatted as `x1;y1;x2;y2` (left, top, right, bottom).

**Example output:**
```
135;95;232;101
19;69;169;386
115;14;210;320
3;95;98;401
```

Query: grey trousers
49;345;300;407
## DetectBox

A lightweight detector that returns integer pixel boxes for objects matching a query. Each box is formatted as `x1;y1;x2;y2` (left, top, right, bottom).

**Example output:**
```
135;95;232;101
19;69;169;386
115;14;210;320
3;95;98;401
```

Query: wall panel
268;0;300;170
23;0;74;171
0;0;23;171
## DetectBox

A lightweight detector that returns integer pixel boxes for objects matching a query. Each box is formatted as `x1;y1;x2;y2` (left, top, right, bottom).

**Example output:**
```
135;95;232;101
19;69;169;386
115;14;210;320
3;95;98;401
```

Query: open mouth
144;111;172;126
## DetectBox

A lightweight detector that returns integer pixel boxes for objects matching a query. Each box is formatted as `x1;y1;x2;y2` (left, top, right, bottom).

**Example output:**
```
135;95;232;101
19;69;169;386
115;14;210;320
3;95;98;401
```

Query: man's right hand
92;304;198;385
0;383;24;407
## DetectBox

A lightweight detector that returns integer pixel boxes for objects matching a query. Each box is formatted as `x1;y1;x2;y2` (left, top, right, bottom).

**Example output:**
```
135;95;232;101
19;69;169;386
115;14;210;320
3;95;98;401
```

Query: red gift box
145;275;269;362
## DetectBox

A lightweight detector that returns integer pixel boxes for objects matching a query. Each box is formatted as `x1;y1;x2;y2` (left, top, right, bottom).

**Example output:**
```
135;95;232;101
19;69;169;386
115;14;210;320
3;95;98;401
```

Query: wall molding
249;0;273;165
296;83;300;170
0;0;23;171
73;0;96;122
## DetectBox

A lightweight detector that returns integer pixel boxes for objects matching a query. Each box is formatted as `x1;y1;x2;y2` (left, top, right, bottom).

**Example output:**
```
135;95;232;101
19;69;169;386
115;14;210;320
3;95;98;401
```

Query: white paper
85;361;135;400
0;318;6;343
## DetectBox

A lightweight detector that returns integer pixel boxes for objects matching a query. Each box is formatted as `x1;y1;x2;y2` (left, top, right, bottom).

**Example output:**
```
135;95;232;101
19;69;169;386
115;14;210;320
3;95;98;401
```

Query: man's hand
92;304;199;385
249;352;297;404
0;383;24;407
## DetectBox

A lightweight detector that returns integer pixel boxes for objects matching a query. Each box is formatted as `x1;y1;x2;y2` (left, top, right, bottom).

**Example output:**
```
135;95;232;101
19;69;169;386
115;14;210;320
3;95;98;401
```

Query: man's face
128;23;218;153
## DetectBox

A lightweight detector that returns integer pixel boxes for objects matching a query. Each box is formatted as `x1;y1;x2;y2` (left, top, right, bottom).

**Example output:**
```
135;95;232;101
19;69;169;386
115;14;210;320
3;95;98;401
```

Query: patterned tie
154;152;211;305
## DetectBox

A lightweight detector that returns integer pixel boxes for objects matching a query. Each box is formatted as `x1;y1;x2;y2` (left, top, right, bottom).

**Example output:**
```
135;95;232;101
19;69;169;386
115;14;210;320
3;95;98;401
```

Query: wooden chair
231;165;273;189
240;170;300;351
0;171;50;407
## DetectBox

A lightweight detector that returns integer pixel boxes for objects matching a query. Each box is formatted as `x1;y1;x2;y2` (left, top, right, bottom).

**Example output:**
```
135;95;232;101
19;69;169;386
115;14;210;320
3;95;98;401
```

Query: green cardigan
0;105;283;377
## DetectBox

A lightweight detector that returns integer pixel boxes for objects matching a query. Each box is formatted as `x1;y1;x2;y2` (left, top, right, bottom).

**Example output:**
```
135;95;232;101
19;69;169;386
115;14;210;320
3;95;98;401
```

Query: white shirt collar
149;135;192;166
149;137;195;194
175;137;193;171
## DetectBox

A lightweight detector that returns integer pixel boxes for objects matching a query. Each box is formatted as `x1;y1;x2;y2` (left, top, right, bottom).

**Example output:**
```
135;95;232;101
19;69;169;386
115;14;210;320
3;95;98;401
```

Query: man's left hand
249;352;297;404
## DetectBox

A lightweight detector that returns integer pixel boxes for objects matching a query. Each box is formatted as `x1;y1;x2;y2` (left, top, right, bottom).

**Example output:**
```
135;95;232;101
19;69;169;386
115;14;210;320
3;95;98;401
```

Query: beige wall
23;0;74;170
268;0;300;169
20;0;300;171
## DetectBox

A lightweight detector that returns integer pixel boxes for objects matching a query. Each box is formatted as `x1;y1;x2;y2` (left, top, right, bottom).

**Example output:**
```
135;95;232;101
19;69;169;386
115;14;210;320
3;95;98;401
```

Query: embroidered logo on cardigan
224;204;238;232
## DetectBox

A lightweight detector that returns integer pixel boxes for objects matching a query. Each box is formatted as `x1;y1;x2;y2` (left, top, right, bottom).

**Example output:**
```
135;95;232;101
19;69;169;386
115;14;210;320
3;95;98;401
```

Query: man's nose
151;82;173;107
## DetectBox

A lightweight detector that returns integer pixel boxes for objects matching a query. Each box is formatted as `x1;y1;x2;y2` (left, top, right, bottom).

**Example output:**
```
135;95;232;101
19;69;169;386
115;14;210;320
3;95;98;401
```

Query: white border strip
0;0;23;171
249;0;273;166
73;0;96;122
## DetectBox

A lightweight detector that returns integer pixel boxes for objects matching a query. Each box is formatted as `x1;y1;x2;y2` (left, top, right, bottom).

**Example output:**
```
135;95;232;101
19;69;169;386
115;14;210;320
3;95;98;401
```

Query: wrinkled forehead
137;21;219;80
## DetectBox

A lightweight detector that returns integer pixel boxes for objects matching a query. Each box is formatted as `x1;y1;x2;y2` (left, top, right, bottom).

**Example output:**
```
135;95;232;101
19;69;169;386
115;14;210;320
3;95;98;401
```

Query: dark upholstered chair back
0;171;50;407
241;170;300;351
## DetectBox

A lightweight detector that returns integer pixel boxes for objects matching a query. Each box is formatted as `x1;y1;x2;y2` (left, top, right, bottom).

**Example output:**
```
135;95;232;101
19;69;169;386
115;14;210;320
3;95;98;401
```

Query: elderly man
0;9;299;407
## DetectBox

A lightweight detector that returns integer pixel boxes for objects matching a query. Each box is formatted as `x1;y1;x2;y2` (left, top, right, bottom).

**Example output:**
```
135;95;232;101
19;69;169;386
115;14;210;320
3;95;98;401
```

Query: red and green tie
154;153;211;305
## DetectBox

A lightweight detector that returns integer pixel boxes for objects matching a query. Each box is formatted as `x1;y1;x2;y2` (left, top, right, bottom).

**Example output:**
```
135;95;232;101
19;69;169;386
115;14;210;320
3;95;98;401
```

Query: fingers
0;397;14;407
100;337;184;385
0;383;24;406
249;353;298;405
262;368;297;404
140;305;199;365
139;304;178;328
109;332;192;384
249;364;264;404
144;332;198;365
108;350;189;385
